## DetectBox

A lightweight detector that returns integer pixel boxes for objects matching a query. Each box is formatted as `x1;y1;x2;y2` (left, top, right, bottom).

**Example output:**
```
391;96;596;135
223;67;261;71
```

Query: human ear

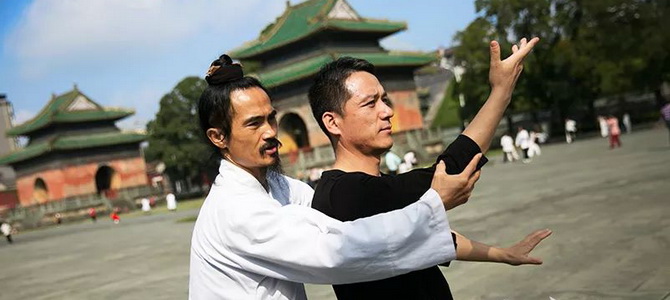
206;128;227;149
322;112;342;137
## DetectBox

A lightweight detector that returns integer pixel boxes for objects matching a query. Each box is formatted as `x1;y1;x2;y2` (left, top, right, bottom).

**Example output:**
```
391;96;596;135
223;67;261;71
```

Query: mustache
259;138;282;155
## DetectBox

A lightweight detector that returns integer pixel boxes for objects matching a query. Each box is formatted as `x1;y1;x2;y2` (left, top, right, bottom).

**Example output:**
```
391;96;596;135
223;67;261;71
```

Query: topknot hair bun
205;54;243;86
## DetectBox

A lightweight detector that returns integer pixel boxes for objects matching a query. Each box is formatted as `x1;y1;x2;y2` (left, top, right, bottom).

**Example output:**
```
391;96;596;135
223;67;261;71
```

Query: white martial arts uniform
189;160;456;299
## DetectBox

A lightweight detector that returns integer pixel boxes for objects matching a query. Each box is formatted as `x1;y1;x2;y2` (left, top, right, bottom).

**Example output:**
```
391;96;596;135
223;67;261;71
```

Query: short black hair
308;57;375;139
198;56;268;156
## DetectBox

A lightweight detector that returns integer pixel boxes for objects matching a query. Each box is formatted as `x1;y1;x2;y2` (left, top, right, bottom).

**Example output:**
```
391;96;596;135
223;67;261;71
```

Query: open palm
489;37;540;91
504;228;552;266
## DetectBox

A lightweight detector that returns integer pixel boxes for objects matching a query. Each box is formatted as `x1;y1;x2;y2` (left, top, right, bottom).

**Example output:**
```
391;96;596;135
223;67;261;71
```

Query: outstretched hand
489;37;539;92
503;228;552;266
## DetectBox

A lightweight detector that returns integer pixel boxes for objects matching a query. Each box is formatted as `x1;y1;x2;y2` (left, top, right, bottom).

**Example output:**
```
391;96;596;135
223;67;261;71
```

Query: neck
224;157;269;190
332;142;382;176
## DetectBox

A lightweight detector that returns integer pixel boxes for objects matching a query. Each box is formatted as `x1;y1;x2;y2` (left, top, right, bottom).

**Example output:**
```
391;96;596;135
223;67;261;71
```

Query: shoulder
283;174;315;205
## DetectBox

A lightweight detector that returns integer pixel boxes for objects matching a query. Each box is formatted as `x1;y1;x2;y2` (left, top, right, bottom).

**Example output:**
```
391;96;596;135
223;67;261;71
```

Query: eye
365;100;376;107
382;97;392;107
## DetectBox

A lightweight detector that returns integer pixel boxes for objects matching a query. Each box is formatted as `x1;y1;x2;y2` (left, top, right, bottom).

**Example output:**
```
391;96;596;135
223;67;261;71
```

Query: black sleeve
436;134;489;174
391;134;489;206
439;232;458;267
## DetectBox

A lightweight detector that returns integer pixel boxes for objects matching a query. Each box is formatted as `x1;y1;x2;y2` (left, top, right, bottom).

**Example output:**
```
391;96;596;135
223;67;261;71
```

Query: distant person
622;113;632;134
384;150;402;175
398;151;417;174
598;116;609;138
54;213;62;225
661;102;670;144
533;124;548;144
141;198;151;214
565;118;577;143
606;115;622;149
500;133;518;163
515;126;531;163
1;221;13;244
88;207;97;222
166;193;177;211
528;131;542;158
110;209;120;224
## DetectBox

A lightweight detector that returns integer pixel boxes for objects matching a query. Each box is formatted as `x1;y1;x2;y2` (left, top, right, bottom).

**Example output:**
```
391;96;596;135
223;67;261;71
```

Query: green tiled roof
8;88;134;136
229;0;406;59
0;131;146;165
257;52;437;88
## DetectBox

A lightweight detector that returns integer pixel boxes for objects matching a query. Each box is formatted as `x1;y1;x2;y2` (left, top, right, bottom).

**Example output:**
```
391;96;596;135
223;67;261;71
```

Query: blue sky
0;0;478;130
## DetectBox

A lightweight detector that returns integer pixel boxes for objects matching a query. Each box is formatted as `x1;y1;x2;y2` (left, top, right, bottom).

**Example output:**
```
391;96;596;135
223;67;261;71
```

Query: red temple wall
16;156;148;206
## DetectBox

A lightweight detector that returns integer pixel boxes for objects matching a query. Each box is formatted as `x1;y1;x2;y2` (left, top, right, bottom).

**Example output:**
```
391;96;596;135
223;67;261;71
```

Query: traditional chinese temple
0;86;148;206
230;0;435;154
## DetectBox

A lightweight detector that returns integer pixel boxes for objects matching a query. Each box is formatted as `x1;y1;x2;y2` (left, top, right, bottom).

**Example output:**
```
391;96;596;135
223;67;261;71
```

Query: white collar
217;159;267;192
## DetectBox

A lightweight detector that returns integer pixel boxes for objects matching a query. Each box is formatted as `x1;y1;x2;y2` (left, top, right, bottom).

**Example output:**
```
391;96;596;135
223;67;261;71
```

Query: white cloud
5;0;283;78
380;35;419;51
13;109;35;126
108;85;164;130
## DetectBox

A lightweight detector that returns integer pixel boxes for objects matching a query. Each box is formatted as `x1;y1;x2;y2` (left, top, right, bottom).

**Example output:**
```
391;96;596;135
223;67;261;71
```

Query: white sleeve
220;189;455;285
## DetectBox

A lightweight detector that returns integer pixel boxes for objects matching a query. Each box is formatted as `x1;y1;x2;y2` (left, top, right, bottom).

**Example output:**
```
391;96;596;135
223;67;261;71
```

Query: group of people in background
501;126;544;164
383;150;418;175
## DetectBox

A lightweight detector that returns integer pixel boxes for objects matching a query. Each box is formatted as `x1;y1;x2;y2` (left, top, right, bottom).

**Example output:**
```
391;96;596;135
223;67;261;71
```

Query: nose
263;122;278;140
381;100;394;119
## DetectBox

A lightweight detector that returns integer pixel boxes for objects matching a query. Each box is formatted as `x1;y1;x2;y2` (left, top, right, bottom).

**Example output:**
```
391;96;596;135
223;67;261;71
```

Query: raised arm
462;37;539;153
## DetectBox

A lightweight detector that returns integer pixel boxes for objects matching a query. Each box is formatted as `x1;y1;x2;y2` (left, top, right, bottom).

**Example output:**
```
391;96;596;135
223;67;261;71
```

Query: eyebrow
359;92;388;104
243;110;277;126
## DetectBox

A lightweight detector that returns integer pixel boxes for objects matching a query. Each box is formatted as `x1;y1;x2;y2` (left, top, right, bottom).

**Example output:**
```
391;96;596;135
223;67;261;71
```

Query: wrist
494;247;511;264
490;86;513;100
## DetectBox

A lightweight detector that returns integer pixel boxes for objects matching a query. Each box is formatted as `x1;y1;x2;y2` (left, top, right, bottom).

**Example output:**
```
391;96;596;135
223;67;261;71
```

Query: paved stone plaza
1;128;668;300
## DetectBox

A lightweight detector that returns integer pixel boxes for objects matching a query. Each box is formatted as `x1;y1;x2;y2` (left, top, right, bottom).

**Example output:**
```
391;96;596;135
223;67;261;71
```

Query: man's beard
268;154;283;175
260;137;284;175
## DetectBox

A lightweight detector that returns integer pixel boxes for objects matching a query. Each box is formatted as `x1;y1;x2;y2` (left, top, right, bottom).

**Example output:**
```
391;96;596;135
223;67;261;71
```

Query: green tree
454;0;670;131
145;77;211;190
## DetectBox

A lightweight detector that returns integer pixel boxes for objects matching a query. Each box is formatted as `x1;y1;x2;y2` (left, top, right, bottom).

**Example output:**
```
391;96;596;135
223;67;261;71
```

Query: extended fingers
435;160;446;175
519;37;527;48
461;153;483;178
525;229;552;249
468;170;481;188
515;37;540;58
490;40;501;64
523;256;544;265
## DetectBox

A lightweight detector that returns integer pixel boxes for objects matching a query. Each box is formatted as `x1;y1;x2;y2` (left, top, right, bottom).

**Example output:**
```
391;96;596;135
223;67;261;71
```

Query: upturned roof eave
258;52;435;88
230;20;407;60
0;132;146;165
7;110;135;136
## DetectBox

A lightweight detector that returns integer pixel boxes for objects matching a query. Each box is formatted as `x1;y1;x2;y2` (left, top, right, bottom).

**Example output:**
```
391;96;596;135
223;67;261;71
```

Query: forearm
453;231;507;263
461;87;512;153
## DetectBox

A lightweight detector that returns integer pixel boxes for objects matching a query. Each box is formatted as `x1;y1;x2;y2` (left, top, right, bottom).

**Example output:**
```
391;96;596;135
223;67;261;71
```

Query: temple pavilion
0;86;148;206
229;0;436;154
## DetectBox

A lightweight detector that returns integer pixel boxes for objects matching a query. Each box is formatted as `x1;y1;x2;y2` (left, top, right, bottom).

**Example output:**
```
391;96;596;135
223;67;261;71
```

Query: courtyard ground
1;127;668;299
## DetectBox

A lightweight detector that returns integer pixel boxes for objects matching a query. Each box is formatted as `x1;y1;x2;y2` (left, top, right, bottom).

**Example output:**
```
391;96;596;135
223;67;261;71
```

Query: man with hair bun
189;55;480;299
